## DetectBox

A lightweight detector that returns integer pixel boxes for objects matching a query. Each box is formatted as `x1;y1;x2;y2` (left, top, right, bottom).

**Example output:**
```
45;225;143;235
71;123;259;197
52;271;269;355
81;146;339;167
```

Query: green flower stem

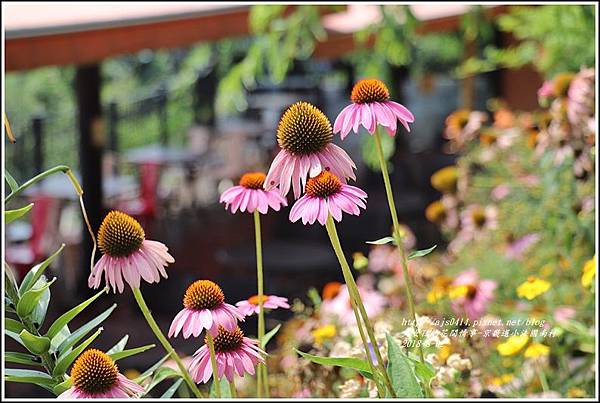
229;379;238;398
373;128;425;364
325;215;395;398
538;366;550;393
206;333;221;398
253;210;266;397
132;288;205;398
5;165;71;204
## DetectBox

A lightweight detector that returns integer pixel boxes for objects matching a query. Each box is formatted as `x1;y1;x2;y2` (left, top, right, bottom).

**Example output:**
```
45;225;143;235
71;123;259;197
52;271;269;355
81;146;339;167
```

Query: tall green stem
373;128;425;364
132;288;205;398
206;333;221;398
325;216;396;398
229;379;238;398
253;210;267;397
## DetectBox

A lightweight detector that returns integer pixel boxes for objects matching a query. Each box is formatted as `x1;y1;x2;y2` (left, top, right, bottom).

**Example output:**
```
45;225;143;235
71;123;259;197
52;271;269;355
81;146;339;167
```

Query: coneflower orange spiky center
247;295;269;305
71;349;118;394
208;326;245;353
351;79;390;104
239;172;266;189
183;280;225;310
277;102;332;155
97;211;145;257
305;171;342;198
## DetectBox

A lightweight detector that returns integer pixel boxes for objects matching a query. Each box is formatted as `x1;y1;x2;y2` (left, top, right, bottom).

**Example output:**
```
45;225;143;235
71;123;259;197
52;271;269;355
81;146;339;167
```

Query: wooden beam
6;8;250;71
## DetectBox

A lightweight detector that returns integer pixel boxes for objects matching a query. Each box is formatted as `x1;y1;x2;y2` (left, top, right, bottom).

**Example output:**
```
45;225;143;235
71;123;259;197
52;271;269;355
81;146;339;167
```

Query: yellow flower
430;166;458;193
427;276;452;304
523;343;550;358
448;284;476;300
516;276;551;300
312;324;336;345
567;387;587;398
437;343;452;363
497;335;529;356
425;200;447;224
352;252;369;271
490;373;514;386
581;255;596;287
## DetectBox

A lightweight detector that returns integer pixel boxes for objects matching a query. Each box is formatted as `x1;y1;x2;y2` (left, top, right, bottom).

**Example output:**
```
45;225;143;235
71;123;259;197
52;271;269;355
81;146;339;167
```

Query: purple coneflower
333;78;414;138
58;349;144;399
289;171;367;225
88;211;174;293
449;269;497;320
220;172;287;214
235;295;290;316
264;102;356;199
169;280;244;338
188;326;265;383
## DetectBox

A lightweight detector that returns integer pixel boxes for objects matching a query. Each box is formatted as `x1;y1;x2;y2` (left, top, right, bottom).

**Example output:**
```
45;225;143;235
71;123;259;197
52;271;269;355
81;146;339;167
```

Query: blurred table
123;143;201;166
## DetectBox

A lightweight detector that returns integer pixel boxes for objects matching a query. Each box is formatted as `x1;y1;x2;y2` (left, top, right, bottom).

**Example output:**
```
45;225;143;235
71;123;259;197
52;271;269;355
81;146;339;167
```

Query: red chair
5;196;55;279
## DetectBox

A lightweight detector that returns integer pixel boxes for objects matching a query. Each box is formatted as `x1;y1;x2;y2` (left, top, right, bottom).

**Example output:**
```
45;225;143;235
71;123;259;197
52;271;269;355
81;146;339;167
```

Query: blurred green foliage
458;5;596;79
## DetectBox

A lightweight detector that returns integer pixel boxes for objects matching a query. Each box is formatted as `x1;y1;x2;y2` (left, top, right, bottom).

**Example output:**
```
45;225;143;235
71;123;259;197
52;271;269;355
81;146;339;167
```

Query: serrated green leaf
46;287;108;339
19;244;64;294
53;377;72;395
19;329;51;355
17;277;56;319
5;317;25;333
107;335;129;355
386;333;423;397
53;327;103;377
209;377;231;398
261;324;282;348
4;369;55;386
295;349;373;374
5;203;34;224
57;304;116;354
109;344;155;361
366;236;395;245
5;169;19;192
5;352;43;366
161;378;183;398
407;245;437;260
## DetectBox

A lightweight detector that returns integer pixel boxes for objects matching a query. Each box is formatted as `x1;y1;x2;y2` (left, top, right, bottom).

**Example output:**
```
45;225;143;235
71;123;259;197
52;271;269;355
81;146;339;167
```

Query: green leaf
4;369;55;387
412;359;435;388
5;169;19;192
146;367;181;393
161;379;183;398
5;203;34;224
19;329;51;355
295;349;373;374
31;280;52;326
261;324;282;348
19;244;65;294
57;304;116;354
4;263;21;304
209;377;231;398
53;327;103;377
385;333;423;397
49;325;71;354
53;377;73;395
5;352;43;366
46;287;108;339
109;344;155;361
366;236;395;245
5;317;25;333
107;335;129;355
407;245;437;260
6;329;26;347
135;354;170;383
16;277;56;319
